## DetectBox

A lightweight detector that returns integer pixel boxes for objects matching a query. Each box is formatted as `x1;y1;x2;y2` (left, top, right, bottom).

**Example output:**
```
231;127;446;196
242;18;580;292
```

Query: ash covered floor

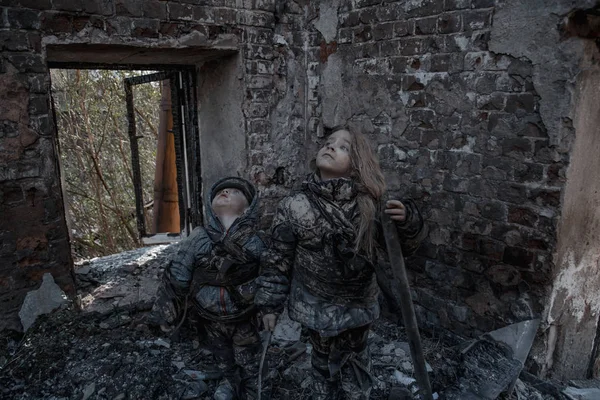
0;246;579;400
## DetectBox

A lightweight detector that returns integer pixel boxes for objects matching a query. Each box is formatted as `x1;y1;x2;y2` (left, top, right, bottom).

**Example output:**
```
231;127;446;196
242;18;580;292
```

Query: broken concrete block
400;361;413;372
442;337;523;399
443;319;539;399
567;379;600;390
393;370;416;387
519;370;565;397
485;319;539;365
513;379;544;400
75;265;91;275
172;361;186;370
18;273;68;331
182;381;208;399
82;383;95;400
563;387;600;400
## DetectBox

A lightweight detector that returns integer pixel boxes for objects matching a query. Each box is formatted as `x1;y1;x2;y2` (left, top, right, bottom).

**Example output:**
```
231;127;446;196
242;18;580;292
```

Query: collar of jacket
303;173;358;203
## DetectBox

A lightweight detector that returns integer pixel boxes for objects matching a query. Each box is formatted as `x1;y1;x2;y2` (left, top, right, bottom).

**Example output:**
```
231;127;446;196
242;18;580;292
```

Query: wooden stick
381;209;433;400
257;330;271;400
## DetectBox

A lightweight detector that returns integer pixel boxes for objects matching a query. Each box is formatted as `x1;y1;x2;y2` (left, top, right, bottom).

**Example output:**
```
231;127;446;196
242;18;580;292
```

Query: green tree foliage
52;69;162;260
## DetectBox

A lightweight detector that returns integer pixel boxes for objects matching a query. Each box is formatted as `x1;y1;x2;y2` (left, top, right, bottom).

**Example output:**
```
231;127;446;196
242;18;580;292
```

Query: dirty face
316;129;352;179
211;187;249;216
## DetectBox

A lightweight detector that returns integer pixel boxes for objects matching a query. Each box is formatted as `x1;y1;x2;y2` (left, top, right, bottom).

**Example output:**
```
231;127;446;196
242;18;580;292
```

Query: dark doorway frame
48;62;203;244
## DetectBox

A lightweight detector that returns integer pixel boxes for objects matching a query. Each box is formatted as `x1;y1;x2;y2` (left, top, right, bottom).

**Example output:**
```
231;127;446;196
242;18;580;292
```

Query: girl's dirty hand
384;200;406;222
263;314;277;331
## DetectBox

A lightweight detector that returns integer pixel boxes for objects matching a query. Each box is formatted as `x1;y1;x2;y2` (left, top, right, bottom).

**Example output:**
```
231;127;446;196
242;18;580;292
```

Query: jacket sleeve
394;198;427;256
377;198;427;257
168;226;213;292
254;198;297;313
150;227;212;325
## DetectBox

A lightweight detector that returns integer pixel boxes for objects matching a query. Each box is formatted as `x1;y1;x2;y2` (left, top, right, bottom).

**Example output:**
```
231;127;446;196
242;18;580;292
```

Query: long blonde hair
334;126;386;257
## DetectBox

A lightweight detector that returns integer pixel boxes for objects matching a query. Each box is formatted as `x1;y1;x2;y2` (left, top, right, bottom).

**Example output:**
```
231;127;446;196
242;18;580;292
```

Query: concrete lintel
46;43;238;66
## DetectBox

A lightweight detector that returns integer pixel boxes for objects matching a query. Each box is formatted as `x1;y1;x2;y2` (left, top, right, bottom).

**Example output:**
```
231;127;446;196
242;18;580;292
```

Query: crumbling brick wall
262;0;545;337
2;0;598;378
256;0;593;345
0;0;277;331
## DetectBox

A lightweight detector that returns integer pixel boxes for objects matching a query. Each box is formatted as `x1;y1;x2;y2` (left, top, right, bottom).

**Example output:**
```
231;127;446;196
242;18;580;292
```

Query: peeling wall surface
0;0;597;378
198;54;246;202
544;50;600;380
267;0;584;340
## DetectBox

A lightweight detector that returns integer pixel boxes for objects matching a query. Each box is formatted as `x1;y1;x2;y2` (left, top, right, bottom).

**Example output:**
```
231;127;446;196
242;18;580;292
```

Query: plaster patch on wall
539;62;600;379
321;52;352;128
312;0;340;43
546;251;600;325
198;54;246;199
489;0;593;154
405;72;449;90
19;273;67;331
398;91;410;106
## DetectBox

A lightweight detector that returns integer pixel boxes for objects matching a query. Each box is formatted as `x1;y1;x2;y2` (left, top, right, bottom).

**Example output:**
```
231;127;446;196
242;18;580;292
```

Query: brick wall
0;0;590;366
251;0;582;341
0;0;278;331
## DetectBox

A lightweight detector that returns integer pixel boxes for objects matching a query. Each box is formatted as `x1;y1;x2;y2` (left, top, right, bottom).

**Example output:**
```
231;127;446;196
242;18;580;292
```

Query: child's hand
384;200;406;222
262;314;278;331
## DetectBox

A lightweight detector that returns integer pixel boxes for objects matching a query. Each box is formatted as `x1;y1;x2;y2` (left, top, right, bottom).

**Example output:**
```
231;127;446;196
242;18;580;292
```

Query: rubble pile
0;307;452;400
0;246;584;399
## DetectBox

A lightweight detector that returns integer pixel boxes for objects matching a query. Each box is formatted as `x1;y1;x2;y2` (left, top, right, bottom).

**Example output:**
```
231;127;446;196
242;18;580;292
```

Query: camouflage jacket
254;174;426;337
153;177;266;324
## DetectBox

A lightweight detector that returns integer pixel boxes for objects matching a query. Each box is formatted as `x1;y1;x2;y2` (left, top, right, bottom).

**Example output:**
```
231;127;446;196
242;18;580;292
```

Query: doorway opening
50;66;201;261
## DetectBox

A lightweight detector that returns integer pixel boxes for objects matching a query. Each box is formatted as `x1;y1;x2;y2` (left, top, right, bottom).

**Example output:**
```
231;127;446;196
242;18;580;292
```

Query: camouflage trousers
204;319;267;400
309;324;373;400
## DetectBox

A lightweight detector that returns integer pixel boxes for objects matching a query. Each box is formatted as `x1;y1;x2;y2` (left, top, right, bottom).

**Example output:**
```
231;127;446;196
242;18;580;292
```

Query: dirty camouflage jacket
254;174;426;337
153;177;266;324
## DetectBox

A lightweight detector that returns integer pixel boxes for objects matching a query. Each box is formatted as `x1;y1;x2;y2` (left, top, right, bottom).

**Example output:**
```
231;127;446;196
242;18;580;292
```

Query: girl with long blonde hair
255;127;426;399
